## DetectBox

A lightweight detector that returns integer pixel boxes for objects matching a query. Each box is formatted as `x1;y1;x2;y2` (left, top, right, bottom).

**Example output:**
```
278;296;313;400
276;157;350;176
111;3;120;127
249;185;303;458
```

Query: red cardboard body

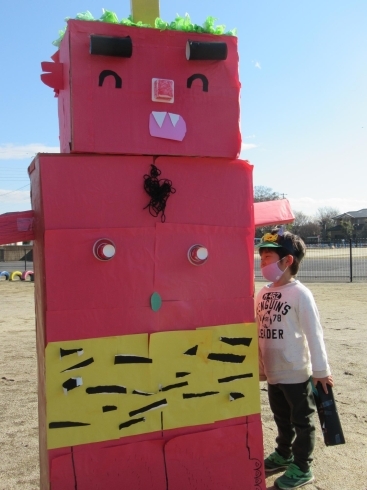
49;418;264;490
29;154;255;342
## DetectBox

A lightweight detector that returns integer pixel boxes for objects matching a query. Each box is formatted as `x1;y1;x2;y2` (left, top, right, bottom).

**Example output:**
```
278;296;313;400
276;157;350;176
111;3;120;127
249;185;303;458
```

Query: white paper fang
168;113;180;126
152;111;166;128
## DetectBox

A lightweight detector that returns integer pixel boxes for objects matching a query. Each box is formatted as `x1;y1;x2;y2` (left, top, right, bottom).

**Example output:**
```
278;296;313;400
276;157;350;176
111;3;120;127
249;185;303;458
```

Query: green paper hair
52;10;236;47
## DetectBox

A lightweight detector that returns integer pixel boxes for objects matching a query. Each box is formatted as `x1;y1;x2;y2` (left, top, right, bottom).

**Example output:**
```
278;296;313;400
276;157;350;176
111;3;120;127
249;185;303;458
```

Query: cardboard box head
52;20;241;157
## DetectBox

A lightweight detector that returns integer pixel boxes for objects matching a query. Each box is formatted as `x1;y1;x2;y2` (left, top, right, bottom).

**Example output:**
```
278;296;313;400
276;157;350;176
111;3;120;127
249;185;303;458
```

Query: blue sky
0;0;366;217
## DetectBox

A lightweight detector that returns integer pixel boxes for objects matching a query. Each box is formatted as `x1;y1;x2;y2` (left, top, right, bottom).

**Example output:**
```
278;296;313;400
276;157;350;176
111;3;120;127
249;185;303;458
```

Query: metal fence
255;238;367;282
0;246;34;277
1;240;367;282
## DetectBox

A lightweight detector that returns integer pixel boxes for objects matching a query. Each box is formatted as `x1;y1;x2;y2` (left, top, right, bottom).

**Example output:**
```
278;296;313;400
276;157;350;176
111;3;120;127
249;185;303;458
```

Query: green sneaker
264;451;294;473
275;463;314;489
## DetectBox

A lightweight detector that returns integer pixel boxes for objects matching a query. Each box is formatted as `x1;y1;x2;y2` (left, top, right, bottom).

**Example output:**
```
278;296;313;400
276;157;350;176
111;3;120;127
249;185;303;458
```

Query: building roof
328;223;364;232
334;208;367;220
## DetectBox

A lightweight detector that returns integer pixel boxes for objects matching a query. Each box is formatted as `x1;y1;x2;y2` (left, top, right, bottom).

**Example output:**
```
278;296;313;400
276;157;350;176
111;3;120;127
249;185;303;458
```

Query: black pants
268;379;316;472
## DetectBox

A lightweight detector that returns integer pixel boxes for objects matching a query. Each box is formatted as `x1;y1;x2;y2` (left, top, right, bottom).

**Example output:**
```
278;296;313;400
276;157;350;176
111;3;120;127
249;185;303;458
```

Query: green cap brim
256;241;283;249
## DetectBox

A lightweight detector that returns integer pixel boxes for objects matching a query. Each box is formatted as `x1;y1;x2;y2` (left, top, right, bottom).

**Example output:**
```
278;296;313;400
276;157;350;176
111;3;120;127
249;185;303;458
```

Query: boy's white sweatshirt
256;280;331;384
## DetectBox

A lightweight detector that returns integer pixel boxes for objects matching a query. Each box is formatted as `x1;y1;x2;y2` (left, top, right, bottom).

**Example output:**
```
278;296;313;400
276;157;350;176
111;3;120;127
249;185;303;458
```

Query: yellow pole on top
130;0;160;26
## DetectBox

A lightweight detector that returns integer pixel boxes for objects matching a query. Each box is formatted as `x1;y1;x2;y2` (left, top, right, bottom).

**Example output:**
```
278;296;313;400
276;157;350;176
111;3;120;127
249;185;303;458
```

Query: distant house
329;209;367;239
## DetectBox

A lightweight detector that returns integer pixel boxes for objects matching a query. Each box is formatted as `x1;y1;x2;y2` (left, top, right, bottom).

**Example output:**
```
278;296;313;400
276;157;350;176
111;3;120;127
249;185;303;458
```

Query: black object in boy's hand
313;381;345;446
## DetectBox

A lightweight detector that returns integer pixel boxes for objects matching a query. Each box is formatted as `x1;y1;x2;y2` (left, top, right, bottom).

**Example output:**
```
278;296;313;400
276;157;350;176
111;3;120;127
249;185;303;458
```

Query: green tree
254;186;281;202
289;211;320;240
316;207;340;240
339;220;354;239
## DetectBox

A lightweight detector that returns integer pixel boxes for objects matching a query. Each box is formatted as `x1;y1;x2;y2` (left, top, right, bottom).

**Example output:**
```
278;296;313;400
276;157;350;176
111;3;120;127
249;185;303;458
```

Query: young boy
256;229;333;489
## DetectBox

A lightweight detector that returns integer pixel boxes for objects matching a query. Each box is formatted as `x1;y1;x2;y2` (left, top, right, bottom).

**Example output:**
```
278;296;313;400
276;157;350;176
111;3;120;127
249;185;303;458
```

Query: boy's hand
313;375;334;394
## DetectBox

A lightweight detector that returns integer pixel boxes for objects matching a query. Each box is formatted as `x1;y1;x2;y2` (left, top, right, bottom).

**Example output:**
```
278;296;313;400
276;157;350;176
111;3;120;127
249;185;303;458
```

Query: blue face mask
261;259;288;283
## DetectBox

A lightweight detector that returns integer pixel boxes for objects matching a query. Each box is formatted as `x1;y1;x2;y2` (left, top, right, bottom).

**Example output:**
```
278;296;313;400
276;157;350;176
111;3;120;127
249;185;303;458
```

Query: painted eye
98;70;122;88
187;74;209;92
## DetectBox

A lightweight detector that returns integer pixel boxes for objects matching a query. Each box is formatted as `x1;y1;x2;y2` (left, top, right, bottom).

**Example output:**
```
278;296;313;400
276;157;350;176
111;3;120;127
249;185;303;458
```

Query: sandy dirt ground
0;281;366;490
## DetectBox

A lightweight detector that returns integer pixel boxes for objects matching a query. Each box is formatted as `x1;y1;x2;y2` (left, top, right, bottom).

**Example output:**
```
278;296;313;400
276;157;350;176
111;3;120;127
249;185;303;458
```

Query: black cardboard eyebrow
90;35;133;57
186;40;227;61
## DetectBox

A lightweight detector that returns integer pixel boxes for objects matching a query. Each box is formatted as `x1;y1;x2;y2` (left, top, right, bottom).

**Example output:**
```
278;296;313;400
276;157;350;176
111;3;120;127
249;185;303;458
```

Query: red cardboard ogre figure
4;10;275;490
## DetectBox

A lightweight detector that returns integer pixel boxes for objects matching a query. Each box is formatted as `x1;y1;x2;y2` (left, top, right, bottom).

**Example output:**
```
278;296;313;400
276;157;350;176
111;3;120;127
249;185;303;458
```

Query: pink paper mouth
149;112;187;141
